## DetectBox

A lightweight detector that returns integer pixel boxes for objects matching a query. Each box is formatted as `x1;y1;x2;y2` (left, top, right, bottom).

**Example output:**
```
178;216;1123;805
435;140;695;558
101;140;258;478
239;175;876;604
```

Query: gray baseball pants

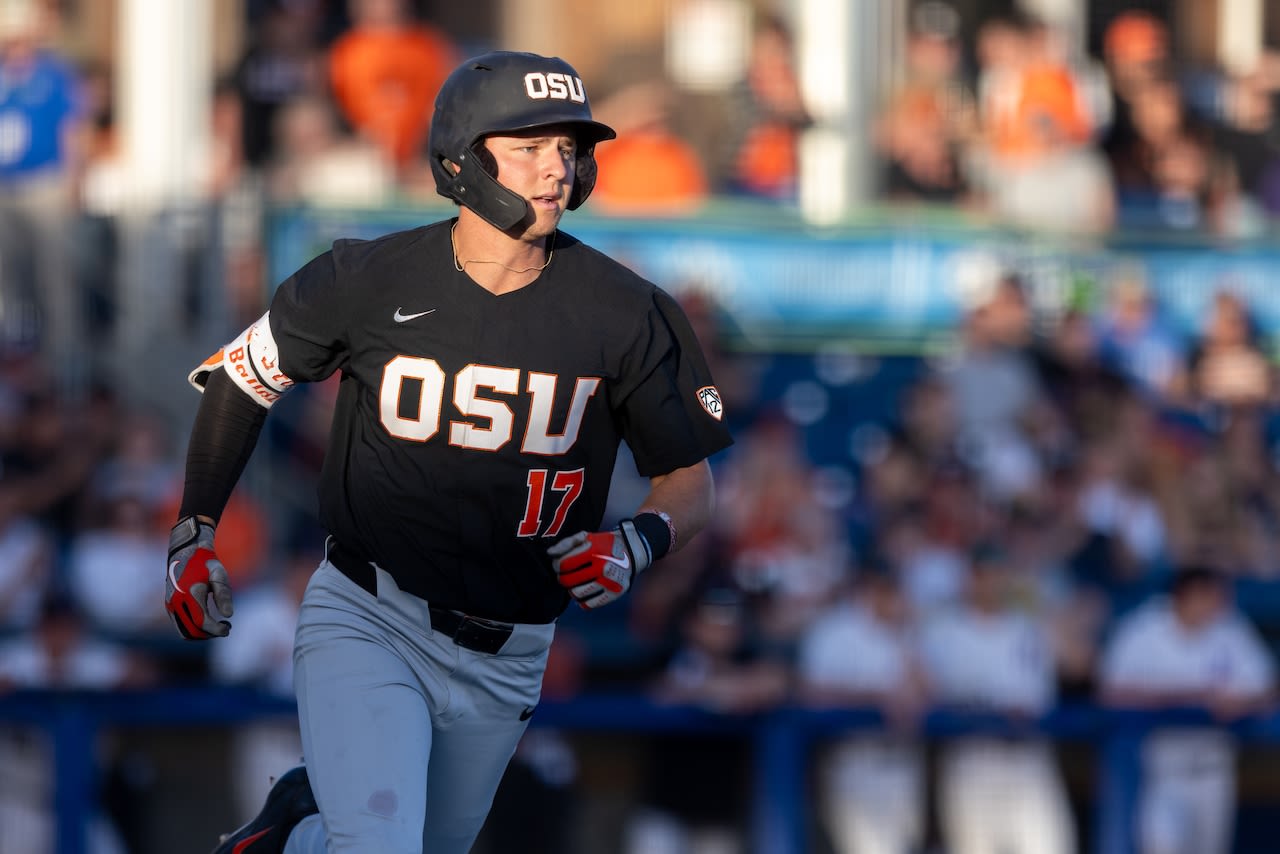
283;559;553;853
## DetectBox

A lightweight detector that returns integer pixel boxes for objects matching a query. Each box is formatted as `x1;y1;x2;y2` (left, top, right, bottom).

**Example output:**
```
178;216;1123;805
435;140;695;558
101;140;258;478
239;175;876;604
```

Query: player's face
484;127;577;240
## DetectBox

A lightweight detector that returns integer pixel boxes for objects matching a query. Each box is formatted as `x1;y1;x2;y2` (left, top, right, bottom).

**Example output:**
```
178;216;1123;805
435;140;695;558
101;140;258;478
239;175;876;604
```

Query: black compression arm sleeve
178;369;269;524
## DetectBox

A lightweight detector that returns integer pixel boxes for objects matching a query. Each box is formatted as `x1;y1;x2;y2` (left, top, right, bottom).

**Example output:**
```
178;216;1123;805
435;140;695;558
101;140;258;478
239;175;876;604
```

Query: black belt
326;540;515;655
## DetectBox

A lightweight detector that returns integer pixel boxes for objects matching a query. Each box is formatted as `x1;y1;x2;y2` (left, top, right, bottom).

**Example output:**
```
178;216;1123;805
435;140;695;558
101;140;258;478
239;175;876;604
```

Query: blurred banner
265;205;1280;352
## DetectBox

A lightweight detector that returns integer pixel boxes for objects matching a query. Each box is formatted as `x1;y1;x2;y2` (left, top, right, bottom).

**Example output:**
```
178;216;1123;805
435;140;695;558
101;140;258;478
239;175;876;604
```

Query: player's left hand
548;519;652;609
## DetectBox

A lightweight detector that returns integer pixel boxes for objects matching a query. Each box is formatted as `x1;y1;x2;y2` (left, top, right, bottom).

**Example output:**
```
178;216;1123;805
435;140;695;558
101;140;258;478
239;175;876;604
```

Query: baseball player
919;545;1077;854
1098;566;1276;854
163;50;733;854
795;569;929;854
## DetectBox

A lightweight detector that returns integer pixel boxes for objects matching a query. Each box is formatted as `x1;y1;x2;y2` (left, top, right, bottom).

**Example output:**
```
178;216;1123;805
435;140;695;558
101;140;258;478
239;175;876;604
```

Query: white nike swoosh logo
167;560;186;594
600;553;630;571
394;307;437;322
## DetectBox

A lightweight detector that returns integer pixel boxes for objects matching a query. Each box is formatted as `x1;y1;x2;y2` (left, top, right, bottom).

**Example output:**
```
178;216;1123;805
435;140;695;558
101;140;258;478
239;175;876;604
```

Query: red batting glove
548;519;652;609
165;517;234;640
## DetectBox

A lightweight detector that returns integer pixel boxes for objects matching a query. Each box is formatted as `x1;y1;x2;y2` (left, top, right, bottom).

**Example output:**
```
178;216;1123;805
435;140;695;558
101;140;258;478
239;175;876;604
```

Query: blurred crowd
3;1;1280;853
876;2;1280;239
5;240;1280;854
0;0;815;357
605;266;1280;854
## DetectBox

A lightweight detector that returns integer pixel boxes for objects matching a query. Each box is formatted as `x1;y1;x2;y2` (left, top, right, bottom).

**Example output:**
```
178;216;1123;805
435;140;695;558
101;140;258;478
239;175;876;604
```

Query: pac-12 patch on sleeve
696;386;723;420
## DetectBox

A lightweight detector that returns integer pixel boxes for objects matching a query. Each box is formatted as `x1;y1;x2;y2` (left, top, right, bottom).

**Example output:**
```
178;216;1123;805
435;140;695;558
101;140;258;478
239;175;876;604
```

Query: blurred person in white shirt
265;93;395;208
796;566;928;854
1098;565;1276;854
921;543;1076;854
66;493;170;637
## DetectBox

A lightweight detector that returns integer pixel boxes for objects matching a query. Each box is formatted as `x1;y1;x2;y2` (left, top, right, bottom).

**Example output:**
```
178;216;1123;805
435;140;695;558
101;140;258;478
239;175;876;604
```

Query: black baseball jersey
265;219;732;623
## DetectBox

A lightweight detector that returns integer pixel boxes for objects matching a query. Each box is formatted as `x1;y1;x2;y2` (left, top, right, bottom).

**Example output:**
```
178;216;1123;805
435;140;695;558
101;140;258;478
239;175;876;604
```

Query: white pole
1218;0;1262;76
118;0;213;211
113;0;215;406
796;0;879;225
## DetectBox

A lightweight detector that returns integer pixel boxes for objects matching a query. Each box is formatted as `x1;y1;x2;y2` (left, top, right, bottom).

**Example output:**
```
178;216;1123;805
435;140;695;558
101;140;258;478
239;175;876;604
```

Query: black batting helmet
429;51;617;230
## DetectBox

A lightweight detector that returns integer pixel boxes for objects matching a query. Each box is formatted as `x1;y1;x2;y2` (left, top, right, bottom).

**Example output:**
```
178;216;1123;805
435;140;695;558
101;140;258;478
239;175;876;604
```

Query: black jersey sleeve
615;289;734;477
267;245;352;383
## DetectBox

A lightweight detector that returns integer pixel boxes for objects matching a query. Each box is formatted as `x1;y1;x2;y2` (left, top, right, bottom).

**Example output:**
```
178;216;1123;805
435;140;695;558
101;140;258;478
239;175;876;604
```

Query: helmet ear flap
568;145;599;210
470;141;499;179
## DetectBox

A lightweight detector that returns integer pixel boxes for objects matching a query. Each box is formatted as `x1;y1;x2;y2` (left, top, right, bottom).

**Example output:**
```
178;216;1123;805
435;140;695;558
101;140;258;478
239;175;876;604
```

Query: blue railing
3;687;1279;854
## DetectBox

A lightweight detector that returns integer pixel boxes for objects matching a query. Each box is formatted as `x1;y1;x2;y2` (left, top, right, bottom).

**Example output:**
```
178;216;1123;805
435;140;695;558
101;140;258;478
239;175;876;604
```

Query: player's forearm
638;459;716;554
178;370;268;524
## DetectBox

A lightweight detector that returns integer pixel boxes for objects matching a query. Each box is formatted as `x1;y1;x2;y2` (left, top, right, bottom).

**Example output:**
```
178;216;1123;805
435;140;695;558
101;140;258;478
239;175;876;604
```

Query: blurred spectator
1032;304;1120;433
873;0;976;204
1154;131;1256;236
1099;10;1172;167
980;109;1115;233
265;92;395;207
796;568;928;854
327;0;458;182
628;588;788;854
1210;411;1280;578
1162;427;1280;580
66;494;170;638
921;545;1077;854
878;503;968;618
1106;73;1259;236
1074;438;1168;581
937;275;1050;501
0;591;154;854
1098;566;1277;854
0;485;53;631
232;0;327;170
717;12;811;201
208;542;316;823
1107;72;1181;195
1093;269;1187;401
1185;290;1276;410
968;14;1112;232
997;491;1111;691
3;390;101;539
0;0;85;361
0;590;155;693
590;79;709;216
711;411;851;649
971;14;1091;158
896;372;960;470
1212;61;1280;211
82;407;181;525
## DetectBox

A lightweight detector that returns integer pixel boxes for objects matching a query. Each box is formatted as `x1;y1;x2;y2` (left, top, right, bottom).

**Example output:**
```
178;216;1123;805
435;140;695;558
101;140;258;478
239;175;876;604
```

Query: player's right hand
164;516;234;640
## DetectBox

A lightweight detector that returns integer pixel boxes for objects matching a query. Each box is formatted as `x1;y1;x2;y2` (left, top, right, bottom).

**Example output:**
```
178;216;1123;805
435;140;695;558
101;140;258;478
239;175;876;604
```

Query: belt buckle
452;615;510;655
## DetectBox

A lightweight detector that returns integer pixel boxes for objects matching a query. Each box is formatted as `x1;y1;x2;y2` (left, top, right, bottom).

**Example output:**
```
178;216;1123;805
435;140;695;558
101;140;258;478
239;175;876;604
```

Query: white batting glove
548;519;652;609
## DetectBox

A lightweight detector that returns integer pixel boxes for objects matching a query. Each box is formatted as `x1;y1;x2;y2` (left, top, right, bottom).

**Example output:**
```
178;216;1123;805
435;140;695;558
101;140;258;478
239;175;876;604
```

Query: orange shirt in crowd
160;492;268;586
592;130;708;215
987;63;1092;160
328;23;457;168
734;122;800;198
